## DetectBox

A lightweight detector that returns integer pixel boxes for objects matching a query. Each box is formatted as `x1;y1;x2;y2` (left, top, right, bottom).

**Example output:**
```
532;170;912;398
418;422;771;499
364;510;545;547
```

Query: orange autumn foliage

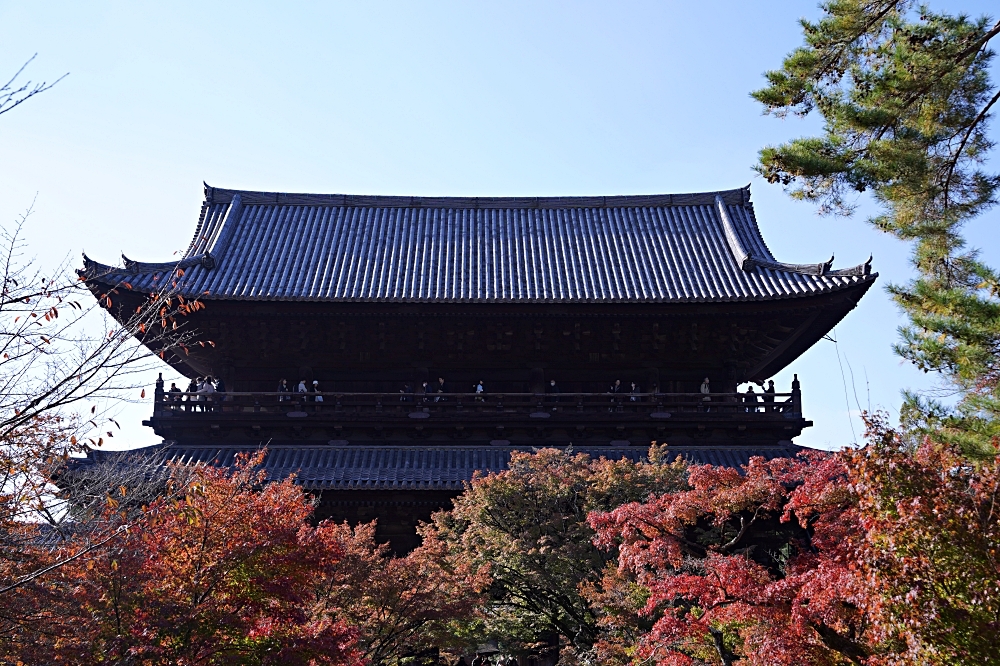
2;449;486;666
5;452;361;665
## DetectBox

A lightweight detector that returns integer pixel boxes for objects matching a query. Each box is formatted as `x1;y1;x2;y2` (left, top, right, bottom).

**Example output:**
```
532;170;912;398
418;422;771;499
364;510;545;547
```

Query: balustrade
151;390;800;419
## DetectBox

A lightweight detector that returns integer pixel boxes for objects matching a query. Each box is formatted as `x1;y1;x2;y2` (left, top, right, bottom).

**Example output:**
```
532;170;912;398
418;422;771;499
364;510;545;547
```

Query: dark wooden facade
123;289;867;396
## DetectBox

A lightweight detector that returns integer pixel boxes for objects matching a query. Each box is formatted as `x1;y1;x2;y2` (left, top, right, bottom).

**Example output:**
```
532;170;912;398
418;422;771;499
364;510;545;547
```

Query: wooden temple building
75;183;875;549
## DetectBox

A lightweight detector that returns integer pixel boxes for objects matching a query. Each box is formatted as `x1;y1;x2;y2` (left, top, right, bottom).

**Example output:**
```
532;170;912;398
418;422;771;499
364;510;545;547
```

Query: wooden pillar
530;367;545;394
646;367;660;393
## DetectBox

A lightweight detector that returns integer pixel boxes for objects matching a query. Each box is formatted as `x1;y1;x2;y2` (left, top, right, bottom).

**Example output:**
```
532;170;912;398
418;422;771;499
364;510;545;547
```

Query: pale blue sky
1;1;997;450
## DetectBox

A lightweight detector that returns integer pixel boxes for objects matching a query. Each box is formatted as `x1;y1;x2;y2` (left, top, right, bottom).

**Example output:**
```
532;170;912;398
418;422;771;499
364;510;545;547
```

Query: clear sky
1;1;997;450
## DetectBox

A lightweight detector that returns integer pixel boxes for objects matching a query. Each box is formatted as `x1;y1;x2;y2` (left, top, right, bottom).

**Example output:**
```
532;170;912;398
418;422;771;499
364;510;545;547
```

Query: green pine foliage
753;0;1000;458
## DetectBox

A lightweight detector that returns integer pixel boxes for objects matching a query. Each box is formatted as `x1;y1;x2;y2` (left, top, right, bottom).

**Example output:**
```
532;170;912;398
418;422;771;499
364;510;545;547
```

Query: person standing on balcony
763;379;776;412
277;378;290;402
311;380;323;403
700;377;711;412
629;381;641;402
434;376;447;402
168;382;182;410
215;377;227;411
744;384;760;413
474;379;486;402
199;376;217;412
295;379;308;409
186;377;199;411
546;379;560;410
609;378;622;412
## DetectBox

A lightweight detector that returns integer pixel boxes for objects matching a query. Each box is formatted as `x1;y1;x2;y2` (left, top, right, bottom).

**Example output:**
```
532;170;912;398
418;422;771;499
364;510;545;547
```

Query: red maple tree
4;451;363;665
587;451;868;665
3;448;491;665
586;424;1000;665
306;520;488;664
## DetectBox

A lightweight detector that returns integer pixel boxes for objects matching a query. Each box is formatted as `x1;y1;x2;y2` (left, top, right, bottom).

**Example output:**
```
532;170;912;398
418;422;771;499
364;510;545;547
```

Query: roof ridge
202;184;754;209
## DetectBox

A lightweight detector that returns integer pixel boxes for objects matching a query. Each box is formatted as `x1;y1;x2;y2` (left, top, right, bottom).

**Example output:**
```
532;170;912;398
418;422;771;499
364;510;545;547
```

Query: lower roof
69;442;804;490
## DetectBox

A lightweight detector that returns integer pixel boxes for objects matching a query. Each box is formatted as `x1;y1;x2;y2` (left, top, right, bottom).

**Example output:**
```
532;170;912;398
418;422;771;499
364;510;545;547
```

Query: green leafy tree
753;0;1000;457
427;446;687;661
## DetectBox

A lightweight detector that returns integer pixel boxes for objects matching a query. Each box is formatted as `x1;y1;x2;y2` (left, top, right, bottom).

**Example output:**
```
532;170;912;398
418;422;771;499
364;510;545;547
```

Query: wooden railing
151;387;801;420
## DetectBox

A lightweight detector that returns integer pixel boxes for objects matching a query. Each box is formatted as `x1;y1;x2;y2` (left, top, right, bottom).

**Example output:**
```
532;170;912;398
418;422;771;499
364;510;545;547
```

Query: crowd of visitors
743;379;778;413
701;377;778;412
389;376;782;413
275;378;326;403
167;375;226;411
165;374;782;413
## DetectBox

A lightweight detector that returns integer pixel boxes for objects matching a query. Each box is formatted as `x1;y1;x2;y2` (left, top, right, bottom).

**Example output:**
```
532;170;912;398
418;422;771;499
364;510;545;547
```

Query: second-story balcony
146;376;810;447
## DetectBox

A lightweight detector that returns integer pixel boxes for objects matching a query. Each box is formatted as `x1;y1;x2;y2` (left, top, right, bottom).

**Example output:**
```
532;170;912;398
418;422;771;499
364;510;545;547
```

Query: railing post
791;374;802;414
153;373;164;415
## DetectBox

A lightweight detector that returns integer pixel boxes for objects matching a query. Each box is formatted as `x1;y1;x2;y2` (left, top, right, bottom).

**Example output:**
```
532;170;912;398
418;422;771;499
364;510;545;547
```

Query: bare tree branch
0;54;67;117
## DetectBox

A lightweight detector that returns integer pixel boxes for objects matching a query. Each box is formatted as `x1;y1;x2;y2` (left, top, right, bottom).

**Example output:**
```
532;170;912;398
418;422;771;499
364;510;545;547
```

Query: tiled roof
80;184;874;304
69;443;804;490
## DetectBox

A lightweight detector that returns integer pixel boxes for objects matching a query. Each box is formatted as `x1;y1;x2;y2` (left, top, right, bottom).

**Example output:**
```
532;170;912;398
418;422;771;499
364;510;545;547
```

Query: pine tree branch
944;86;1000;210
951;18;1000;65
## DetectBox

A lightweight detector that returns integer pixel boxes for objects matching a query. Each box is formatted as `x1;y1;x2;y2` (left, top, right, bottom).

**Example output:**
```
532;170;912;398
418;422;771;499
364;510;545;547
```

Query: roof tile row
74;443;804;490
